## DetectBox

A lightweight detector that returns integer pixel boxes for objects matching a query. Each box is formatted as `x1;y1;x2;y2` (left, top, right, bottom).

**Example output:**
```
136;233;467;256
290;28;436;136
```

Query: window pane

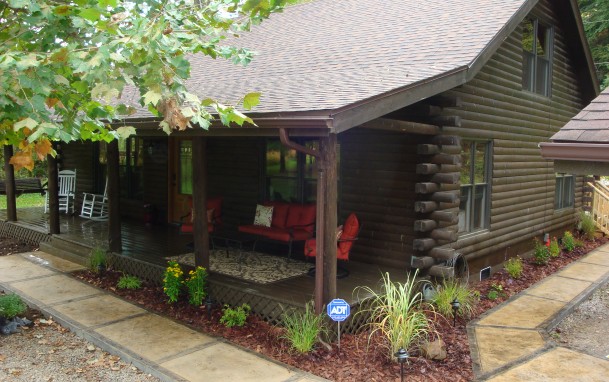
536;58;549;95
522;19;535;53
473;184;487;230
304;141;318;180
266;141;297;177
459;185;472;232
179;141;192;195
474;143;487;184
522;51;535;91
268;178;298;202
304;180;317;203
460;141;472;185
536;24;548;57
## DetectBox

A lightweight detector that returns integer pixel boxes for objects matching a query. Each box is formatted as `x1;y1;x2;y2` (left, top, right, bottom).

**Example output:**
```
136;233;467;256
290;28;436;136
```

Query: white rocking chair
44;169;76;214
80;179;108;221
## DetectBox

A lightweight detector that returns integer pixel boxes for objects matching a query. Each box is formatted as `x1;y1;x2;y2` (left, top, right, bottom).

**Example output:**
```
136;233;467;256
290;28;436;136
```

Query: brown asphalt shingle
551;87;609;143
126;0;529;119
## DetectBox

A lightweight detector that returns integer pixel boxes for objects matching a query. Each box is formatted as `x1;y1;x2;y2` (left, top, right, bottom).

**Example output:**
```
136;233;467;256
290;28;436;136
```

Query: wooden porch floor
0;208;408;307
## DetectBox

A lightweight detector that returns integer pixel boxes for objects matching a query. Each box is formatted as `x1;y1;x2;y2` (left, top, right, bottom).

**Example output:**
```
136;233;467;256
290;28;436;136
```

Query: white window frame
522;18;553;97
555;174;574;210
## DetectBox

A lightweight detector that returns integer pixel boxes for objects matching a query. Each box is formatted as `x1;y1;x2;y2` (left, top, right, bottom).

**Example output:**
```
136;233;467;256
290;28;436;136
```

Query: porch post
3;145;17;222
107;140;122;252
192;137;210;269
319;134;338;310
47;152;60;234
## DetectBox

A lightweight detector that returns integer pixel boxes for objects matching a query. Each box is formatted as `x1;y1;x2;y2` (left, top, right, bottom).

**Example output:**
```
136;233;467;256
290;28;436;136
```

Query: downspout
279;128;325;314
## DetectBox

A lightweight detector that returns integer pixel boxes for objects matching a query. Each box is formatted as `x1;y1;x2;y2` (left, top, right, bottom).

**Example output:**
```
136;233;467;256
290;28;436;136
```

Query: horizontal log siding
207;138;262;230
442;0;586;268
339;128;421;268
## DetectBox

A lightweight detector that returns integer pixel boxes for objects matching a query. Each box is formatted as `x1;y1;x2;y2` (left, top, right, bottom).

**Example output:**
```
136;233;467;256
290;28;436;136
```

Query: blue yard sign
327;298;350;322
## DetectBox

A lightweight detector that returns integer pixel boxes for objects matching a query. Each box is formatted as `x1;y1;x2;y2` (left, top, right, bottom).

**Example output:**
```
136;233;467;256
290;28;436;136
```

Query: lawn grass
0;194;45;209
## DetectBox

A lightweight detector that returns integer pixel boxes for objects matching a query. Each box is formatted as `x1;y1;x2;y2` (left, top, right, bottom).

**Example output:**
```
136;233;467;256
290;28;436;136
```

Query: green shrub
578;211;596;241
562;231;576;252
431;278;478;319
117;275;142;290
220;304;251;328
549;238;560;258
185;266;208;306
504;256;523;279
356;271;434;360
281;302;325;353
487;283;504;301
533;238;550;265
163;261;184;303
0;294;27;319
89;246;107;273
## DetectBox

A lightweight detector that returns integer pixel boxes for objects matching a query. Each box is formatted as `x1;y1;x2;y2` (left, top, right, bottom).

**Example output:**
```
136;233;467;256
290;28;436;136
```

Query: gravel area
0;314;160;382
551;280;609;359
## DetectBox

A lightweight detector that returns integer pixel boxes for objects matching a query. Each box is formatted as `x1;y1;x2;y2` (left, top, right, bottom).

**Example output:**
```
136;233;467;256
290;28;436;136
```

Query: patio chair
304;212;360;278
44;169;76;214
179;196;223;234
80;179;108;221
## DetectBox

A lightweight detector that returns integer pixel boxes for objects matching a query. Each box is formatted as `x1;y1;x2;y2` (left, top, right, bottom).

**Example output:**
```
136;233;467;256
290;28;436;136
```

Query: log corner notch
412;129;462;276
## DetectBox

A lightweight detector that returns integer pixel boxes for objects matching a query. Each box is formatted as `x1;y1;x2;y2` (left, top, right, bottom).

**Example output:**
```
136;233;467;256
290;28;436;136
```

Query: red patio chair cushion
285;204;316;233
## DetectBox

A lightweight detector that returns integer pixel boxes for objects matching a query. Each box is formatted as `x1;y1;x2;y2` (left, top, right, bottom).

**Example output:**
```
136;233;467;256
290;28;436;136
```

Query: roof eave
540;142;609;162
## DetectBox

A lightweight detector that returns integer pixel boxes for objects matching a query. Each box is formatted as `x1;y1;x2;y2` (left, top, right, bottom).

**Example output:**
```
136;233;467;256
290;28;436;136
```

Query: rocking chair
44;169;76;214
304;212;360;278
80;179;108;221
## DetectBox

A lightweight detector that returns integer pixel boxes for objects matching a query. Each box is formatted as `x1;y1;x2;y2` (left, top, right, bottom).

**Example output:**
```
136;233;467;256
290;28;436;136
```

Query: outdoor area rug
165;250;311;284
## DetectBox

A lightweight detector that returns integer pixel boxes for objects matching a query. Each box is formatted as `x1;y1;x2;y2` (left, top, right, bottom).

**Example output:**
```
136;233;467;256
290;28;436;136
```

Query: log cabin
5;0;599;314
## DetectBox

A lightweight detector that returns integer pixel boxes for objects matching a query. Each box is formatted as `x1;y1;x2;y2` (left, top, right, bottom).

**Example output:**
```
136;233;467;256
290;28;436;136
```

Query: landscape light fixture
394;348;409;382
451;298;461;327
205;295;213;320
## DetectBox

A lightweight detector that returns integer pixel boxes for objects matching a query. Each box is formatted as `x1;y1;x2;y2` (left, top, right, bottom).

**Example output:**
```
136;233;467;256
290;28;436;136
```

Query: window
522;18;553;96
178;140;193;195
459;141;491;233
98;137;144;200
265;139;339;203
555;174;574;210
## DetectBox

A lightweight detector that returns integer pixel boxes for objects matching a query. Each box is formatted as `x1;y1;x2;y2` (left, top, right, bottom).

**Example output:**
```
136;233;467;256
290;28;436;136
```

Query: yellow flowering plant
163;261;184;303
186;266;208;306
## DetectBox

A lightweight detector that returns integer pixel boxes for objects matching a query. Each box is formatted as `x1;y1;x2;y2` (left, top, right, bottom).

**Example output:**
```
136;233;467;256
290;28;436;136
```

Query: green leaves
243;92;261;110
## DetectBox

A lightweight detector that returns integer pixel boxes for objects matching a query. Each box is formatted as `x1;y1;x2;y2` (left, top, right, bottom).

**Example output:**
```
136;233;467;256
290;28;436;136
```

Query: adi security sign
327;298;350;322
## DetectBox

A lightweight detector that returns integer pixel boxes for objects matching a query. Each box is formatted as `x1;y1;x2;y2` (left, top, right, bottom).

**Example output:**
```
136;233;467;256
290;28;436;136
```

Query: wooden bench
0;178;46;196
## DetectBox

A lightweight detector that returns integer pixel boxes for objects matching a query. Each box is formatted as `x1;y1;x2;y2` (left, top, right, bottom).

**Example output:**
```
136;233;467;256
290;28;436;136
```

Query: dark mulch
0;237;38;257
2;234;605;381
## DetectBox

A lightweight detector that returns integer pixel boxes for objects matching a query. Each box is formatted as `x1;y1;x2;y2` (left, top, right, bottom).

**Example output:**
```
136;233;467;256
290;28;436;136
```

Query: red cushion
238;225;291;242
338;213;359;255
264;201;289;229
180;222;213;234
286;204;316;232
291;229;314;241
304;238;316;258
207;197;222;225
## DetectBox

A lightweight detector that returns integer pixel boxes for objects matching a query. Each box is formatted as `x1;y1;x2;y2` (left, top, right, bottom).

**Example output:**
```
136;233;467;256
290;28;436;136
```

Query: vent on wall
480;266;491;281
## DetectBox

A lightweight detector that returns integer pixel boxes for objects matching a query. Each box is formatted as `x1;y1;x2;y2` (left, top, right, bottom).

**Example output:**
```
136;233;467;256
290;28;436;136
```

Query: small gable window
522;18;553;96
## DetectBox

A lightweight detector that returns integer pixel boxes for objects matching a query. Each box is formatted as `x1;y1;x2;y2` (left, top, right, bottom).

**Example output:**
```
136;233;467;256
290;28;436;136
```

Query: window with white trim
522;18;553;96
555;174;574;210
459;141;491;233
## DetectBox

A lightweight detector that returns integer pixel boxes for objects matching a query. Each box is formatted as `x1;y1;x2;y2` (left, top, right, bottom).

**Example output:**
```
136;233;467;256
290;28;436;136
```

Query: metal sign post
327;298;350;352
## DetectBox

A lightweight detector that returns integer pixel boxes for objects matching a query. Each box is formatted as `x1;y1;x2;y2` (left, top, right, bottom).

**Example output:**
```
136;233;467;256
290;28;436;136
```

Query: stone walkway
468;244;609;381
0;251;326;382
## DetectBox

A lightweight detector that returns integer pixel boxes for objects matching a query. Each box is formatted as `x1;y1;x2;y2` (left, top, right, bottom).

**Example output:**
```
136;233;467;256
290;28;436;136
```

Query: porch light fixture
451;298;461;327
394;348;409;382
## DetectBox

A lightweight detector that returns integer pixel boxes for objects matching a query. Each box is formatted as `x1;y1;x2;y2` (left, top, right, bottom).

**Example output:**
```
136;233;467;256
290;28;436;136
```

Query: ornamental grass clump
0;294;27;319
562;231;576;252
549;237;561;258
432;278;478;319
578;211;596;241
163;261;184;303
504;256;523;279
281;301;326;353
185;266;208;306
356;271;434;360
533;238;550;265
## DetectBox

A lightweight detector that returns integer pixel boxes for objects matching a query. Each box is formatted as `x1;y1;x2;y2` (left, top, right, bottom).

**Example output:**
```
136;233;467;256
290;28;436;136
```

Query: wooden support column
107;140;122;252
320;134;338;311
47;152;60;234
3;145;17;222
192;137;210;270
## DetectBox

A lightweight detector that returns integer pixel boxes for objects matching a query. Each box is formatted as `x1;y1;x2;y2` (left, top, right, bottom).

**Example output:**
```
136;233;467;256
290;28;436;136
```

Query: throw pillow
336;225;344;240
254;204;273;227
207;208;215;224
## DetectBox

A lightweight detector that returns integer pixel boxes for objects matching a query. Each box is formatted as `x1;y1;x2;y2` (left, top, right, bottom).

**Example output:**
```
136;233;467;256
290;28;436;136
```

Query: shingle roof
127;0;532;125
551;87;609;143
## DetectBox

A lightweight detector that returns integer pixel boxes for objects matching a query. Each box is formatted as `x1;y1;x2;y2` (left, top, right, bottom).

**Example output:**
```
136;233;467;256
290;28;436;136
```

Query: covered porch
0;207;405;330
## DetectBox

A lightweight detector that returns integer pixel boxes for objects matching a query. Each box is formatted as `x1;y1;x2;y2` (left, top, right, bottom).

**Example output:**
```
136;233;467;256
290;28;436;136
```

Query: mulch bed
2;234;606;381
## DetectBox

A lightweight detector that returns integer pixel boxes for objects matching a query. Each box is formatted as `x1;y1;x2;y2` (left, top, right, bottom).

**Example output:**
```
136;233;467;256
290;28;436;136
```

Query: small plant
117;275;142;290
163;261;184;303
431;278;478;319
533;238;550;265
549;237;560;258
504;256;523;279
578;211;596;241
185;266;208;306
487;283;504;300
356;271;434;360
220;303;251;328
89;246;107;274
562;231;576;252
0;294;27;319
281;302;326;353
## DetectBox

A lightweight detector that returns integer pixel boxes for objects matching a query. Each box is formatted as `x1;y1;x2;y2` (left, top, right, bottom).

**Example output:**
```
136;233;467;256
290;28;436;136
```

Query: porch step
39;239;92;268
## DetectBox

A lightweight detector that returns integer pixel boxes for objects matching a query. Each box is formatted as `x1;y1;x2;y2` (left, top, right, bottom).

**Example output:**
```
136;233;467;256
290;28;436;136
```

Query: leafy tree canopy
579;0;609;89
0;0;286;170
